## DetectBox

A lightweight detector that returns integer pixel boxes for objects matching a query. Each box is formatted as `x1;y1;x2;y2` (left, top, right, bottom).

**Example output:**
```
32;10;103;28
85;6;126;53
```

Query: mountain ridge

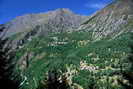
4;8;87;36
78;0;133;40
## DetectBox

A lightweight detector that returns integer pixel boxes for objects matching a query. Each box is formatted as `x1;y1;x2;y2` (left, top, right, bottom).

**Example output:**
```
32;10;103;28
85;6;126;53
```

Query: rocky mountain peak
52;8;73;14
4;8;86;36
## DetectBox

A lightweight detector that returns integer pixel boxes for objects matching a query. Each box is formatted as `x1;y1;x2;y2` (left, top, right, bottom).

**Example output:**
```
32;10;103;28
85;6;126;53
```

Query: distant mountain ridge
1;0;133;39
3;8;87;36
1;0;133;48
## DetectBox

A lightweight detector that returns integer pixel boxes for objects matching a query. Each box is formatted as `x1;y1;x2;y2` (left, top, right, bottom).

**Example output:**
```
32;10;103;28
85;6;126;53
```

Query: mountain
2;0;133;89
79;0;133;40
4;8;86;36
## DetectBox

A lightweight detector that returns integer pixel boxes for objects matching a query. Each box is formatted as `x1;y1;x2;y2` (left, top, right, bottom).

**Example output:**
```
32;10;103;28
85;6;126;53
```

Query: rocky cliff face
79;0;133;40
4;8;86;36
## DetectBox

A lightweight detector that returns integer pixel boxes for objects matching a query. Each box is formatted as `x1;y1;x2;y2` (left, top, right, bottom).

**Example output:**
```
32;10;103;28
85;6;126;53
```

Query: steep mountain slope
79;0;133;40
5;8;86;36
15;31;132;89
2;0;133;89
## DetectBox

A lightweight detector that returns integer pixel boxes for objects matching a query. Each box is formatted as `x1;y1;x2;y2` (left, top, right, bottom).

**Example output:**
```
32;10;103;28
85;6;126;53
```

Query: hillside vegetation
13;31;133;89
1;0;133;89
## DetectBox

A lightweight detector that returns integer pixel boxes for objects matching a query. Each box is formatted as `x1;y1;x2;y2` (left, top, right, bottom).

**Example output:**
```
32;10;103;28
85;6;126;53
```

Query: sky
0;0;113;24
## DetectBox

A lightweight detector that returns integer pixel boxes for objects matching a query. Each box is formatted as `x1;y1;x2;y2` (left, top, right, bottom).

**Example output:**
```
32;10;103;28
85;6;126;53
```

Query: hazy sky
0;0;112;24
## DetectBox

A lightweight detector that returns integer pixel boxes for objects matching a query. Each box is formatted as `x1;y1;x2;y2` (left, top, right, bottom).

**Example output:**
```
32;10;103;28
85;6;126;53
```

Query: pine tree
119;33;133;89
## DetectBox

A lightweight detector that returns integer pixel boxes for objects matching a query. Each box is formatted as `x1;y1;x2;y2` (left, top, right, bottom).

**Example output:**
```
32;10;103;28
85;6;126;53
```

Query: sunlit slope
78;0;133;40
